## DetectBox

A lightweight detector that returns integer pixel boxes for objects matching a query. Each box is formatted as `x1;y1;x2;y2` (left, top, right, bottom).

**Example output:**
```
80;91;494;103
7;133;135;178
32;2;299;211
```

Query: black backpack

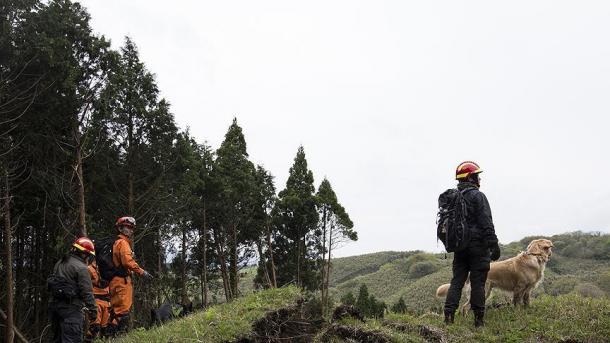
94;236;128;284
436;188;473;252
47;274;78;302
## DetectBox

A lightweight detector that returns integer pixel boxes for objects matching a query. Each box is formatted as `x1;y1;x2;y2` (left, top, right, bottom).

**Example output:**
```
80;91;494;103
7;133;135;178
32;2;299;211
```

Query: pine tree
212;118;256;299
274;146;319;289
391;296;408;314
316;178;356;315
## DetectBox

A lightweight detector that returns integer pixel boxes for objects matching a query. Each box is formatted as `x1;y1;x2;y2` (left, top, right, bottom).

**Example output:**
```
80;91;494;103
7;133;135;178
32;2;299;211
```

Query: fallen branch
0;308;29;343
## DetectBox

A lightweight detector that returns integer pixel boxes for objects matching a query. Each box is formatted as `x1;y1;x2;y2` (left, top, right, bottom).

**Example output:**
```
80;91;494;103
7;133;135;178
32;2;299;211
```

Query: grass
382;294;610;343
111;286;302;343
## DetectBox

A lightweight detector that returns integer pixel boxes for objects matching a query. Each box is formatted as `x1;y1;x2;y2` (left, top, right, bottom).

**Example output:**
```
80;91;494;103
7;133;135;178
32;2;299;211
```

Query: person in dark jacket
48;237;98;343
444;161;501;328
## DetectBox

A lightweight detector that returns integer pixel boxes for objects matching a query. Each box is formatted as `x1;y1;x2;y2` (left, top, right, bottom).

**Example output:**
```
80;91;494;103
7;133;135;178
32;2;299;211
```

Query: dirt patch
318;323;391;343
234;298;322;343
382;320;447;343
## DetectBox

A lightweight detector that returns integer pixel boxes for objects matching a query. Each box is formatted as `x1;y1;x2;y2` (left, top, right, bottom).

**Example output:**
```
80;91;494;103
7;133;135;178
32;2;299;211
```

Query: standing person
85;260;111;342
48;237;98;343
108;216;153;334
443;161;501;328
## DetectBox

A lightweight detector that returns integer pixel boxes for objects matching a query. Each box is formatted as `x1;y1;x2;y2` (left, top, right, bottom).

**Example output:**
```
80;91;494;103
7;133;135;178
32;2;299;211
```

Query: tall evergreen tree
212;118;256;299
252;165;278;288
316;178;356;315
274;146;319;289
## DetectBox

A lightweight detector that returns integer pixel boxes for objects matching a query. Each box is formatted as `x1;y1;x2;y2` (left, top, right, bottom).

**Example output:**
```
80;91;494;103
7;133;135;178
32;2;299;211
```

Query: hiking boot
474;313;485;328
444;312;454;325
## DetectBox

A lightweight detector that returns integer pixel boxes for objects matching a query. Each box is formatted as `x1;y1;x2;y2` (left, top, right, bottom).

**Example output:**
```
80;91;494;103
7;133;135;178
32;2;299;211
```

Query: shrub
408;261;439;278
548;277;578;296
390;296;408;314
573;282;605;298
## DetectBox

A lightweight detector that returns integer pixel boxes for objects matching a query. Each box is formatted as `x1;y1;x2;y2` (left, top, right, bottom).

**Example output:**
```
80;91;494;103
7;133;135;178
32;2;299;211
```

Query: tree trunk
230;224;238;297
4;170;14;343
265;224;277;288
75;144;87;237
320;206;327;317
214;227;231;301
256;240;272;288
181;226;187;305
202;201;208;307
296;227;301;287
325;222;333;317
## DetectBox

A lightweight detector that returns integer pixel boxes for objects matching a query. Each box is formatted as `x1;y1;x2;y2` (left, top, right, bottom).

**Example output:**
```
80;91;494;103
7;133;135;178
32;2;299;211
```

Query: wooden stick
0;308;29;343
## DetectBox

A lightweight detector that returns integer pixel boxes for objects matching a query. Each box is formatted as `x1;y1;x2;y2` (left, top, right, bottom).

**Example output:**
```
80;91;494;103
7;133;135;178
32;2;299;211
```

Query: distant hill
329;231;610;312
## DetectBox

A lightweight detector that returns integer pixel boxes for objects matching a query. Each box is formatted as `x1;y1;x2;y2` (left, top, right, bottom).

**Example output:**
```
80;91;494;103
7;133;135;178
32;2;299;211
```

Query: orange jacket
112;234;144;276
87;261;110;296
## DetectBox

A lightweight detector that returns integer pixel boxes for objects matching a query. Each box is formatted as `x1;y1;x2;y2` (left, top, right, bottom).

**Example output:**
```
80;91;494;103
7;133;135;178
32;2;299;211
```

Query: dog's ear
526;240;544;255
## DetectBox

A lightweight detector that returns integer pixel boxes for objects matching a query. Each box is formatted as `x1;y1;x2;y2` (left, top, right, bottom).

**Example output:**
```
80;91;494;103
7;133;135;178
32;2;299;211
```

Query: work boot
444;312;454;325
474;312;485;328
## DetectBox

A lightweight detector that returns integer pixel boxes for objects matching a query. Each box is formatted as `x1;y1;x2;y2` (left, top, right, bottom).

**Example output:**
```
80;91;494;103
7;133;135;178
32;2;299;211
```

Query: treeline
0;0;356;340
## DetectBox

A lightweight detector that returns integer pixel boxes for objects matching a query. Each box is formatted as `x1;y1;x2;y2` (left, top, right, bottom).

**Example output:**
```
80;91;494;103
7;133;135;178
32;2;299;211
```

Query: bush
574;283;605;298
390;296;408;314
548;277;578;296
408;261;439;278
596;271;610;295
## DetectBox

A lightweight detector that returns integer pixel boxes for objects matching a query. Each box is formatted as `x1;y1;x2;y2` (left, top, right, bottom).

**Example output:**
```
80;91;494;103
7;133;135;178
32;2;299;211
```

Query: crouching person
108;216;153;335
48;237;97;343
85;260;111;342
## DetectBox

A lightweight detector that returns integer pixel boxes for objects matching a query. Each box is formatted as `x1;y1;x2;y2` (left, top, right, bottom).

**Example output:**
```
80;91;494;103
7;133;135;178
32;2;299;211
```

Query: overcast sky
79;0;610;257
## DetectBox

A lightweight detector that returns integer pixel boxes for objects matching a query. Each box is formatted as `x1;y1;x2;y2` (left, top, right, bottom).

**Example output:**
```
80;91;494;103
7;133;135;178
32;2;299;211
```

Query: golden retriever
436;239;554;314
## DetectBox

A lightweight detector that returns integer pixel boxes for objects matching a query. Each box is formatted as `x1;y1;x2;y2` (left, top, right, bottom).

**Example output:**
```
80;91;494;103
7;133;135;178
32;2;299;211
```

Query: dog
436;239;554;315
150;302;194;326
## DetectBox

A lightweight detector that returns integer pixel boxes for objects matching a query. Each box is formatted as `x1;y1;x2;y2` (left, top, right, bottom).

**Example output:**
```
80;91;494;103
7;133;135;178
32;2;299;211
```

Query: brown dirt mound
234;298;322;343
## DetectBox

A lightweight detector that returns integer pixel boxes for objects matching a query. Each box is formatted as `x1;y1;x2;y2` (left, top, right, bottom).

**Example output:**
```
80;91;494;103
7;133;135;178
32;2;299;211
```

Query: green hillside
115;284;610;343
329;232;610;312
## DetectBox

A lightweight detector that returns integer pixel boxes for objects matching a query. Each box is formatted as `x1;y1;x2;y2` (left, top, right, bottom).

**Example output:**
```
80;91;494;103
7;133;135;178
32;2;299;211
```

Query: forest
0;1;357;341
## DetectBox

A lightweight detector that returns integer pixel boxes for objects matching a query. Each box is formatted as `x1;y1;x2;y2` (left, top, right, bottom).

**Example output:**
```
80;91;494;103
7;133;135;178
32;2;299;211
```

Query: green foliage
273;146;320;290
116;286;302;343
547;276;578;296
573;282;605;298
340;291;355;306
408;261;439;278
354;284;387;318
390;296;408;314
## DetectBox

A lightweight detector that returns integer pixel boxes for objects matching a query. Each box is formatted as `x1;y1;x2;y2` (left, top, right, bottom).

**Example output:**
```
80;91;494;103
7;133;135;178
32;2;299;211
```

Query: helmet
115;216;136;229
455;161;483;180
73;237;95;256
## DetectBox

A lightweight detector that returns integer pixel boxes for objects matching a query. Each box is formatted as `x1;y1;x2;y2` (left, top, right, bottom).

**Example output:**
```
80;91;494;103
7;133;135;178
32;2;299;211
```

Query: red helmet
73;237;95;256
115;216;136;229
456;161;483;180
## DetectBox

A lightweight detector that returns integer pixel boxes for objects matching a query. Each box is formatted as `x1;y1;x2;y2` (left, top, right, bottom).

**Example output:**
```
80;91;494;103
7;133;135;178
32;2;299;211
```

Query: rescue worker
85;260;111;342
444;161;501;328
108;216;153;334
48;237;97;343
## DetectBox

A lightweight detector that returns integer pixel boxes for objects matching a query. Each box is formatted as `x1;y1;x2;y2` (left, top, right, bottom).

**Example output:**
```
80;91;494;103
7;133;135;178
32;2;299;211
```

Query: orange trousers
94;297;111;327
110;276;133;320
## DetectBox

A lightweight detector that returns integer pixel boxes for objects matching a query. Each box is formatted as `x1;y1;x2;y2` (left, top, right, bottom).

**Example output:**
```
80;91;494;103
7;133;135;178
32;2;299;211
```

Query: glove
86;308;97;322
142;270;154;281
490;244;501;261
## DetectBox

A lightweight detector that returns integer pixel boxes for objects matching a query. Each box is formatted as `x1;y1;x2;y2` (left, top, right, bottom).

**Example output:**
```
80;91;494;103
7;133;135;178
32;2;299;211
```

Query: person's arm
77;265;97;317
117;240;145;276
476;192;498;247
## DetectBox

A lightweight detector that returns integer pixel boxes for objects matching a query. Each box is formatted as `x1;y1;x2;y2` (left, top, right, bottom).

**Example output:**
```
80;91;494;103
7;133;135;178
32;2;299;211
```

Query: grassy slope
113;286;301;343
321;295;610;342
330;242;610;312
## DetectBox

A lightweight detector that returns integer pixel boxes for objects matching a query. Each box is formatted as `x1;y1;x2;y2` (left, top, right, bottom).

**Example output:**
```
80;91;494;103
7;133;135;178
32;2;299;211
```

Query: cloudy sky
79;0;610;257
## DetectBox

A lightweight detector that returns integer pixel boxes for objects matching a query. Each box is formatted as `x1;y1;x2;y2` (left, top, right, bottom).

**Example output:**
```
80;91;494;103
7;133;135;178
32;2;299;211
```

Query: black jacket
457;182;498;248
51;254;97;314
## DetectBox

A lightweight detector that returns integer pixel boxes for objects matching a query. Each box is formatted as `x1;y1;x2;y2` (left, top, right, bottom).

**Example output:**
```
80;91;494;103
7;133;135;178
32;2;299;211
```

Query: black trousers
49;302;85;343
444;245;490;315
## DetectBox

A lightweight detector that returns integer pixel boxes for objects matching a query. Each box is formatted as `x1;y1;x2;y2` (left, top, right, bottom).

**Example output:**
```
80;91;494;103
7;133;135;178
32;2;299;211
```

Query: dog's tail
436;283;450;298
